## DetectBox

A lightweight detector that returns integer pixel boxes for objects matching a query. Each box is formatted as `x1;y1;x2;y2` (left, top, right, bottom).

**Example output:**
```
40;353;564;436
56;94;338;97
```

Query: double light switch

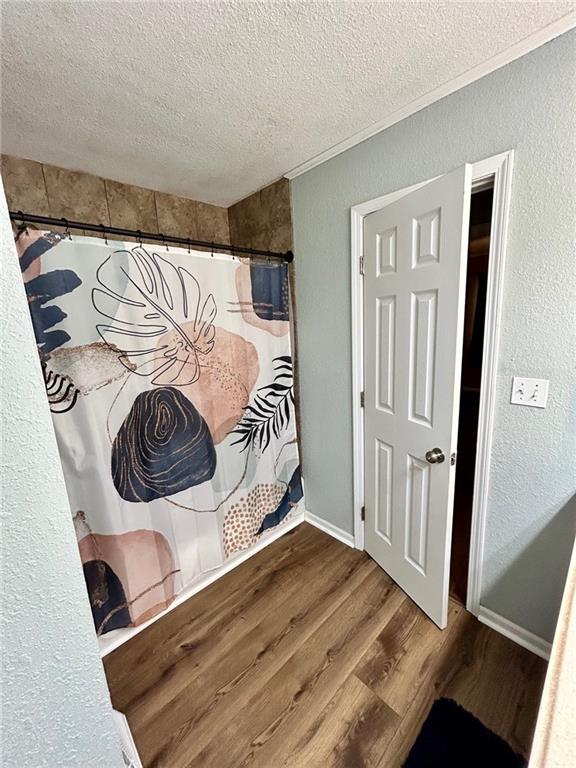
510;377;549;409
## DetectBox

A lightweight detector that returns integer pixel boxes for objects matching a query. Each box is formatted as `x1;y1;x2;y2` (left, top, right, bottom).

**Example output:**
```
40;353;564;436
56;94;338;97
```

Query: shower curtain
16;228;303;635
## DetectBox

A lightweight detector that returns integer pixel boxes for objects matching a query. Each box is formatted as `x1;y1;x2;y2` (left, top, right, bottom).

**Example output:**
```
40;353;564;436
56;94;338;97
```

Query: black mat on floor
403;698;527;767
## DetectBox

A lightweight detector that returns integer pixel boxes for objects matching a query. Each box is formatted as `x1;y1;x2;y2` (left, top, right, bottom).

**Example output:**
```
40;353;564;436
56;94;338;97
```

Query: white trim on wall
99;508;305;657
478;606;551;661
350;197;365;551
304;510;356;548
113;710;143;768
285;13;575;180
350;151;522;637
466;152;515;614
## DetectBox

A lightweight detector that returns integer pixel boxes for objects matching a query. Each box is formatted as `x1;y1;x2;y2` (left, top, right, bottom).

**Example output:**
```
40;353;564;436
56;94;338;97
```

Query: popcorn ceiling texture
0;186;122;766
292;31;576;644
1;1;572;206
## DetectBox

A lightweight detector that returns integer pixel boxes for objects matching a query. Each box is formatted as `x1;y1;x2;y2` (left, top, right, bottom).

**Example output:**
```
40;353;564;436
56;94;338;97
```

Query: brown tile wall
0;155;230;244
228;177;292;253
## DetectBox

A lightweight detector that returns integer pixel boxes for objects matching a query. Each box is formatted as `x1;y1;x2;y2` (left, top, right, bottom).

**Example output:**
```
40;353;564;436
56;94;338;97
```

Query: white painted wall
291;31;576;643
0;183;122;767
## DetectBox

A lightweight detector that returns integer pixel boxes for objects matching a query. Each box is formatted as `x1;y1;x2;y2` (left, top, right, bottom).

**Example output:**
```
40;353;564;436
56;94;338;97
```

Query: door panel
375;439;393;543
376;296;395;413
363;165;472;628
409;289;437;426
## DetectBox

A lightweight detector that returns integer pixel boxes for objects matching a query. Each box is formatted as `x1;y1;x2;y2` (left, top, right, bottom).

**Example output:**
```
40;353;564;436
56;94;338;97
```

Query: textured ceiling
1;1;573;206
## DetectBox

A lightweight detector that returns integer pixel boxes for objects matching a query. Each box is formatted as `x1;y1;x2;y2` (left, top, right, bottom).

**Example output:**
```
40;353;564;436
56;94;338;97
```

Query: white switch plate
510;377;549;408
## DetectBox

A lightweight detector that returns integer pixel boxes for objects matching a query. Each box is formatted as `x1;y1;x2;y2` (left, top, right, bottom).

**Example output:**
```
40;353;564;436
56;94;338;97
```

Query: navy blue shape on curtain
258;466;303;534
17;232;82;355
112;387;217;502
83;560;131;635
250;263;290;321
26;270;82;354
18;231;64;273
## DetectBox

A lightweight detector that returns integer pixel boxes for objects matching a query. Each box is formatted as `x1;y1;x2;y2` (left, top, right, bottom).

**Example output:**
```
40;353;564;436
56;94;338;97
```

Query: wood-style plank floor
104;524;547;768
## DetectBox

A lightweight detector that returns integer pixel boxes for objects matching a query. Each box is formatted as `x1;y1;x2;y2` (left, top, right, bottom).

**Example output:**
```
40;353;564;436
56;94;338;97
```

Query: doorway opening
352;151;513;628
449;183;494;603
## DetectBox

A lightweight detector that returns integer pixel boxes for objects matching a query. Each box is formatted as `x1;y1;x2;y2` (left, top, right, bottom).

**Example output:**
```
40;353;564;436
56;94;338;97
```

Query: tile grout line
103;178;112;229
153;192;161;237
40;163;52;217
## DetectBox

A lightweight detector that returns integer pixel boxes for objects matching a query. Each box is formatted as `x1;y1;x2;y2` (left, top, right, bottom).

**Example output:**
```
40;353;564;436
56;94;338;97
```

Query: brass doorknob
425;448;445;464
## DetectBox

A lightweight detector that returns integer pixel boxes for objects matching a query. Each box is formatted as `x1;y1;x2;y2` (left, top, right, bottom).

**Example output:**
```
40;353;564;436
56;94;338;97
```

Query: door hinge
359;254;365;275
361;506;365;521
360;391;365;408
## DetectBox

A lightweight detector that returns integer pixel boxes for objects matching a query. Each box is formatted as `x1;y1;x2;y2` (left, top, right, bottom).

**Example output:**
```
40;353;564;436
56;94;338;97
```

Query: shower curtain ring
161;233;169;252
211;241;215;258
100;223;108;245
137;230;143;247
17;210;28;235
187;238;191;254
62;218;72;240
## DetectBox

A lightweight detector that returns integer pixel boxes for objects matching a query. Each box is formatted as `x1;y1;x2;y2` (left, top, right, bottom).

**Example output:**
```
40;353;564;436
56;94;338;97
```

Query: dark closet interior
450;186;494;603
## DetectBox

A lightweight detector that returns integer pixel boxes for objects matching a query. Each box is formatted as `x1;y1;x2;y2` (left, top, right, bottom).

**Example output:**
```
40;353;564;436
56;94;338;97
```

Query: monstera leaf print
92;247;216;386
231;356;294;453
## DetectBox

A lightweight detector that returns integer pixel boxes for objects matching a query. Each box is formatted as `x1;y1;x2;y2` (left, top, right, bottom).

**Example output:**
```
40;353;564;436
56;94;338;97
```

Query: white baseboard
99;508;305;657
477;605;551;661
113;710;143;768
304;510;356;549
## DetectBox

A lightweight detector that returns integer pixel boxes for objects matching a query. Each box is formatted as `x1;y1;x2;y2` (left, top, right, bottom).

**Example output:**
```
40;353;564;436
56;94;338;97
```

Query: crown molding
285;12;576;180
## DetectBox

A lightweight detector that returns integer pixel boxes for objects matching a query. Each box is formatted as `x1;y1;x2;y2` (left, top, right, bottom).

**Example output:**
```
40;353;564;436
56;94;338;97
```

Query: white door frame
350;150;514;616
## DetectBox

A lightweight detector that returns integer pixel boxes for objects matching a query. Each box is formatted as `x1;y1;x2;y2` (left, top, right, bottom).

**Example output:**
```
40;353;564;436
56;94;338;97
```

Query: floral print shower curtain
16;228;303;635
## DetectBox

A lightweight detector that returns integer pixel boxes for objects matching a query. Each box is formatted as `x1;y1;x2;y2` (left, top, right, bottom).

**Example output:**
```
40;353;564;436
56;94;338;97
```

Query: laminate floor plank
105;523;325;711
355;598;463;715
375;609;546;767
441;619;547;756
103;523;547;768
281;674;399;768
190;568;404;768
374;607;476;768
119;529;340;725
130;535;379;765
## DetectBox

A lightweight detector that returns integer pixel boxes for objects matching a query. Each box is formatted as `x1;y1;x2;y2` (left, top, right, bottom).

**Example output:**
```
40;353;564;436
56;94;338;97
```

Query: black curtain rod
9;210;294;264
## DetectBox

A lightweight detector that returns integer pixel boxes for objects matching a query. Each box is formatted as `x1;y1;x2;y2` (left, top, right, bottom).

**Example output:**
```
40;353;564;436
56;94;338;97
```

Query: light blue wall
292;31;576;643
0;186;122;767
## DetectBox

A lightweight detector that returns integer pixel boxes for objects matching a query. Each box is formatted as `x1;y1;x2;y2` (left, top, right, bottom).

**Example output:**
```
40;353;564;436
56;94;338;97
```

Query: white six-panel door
363;165;472;628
